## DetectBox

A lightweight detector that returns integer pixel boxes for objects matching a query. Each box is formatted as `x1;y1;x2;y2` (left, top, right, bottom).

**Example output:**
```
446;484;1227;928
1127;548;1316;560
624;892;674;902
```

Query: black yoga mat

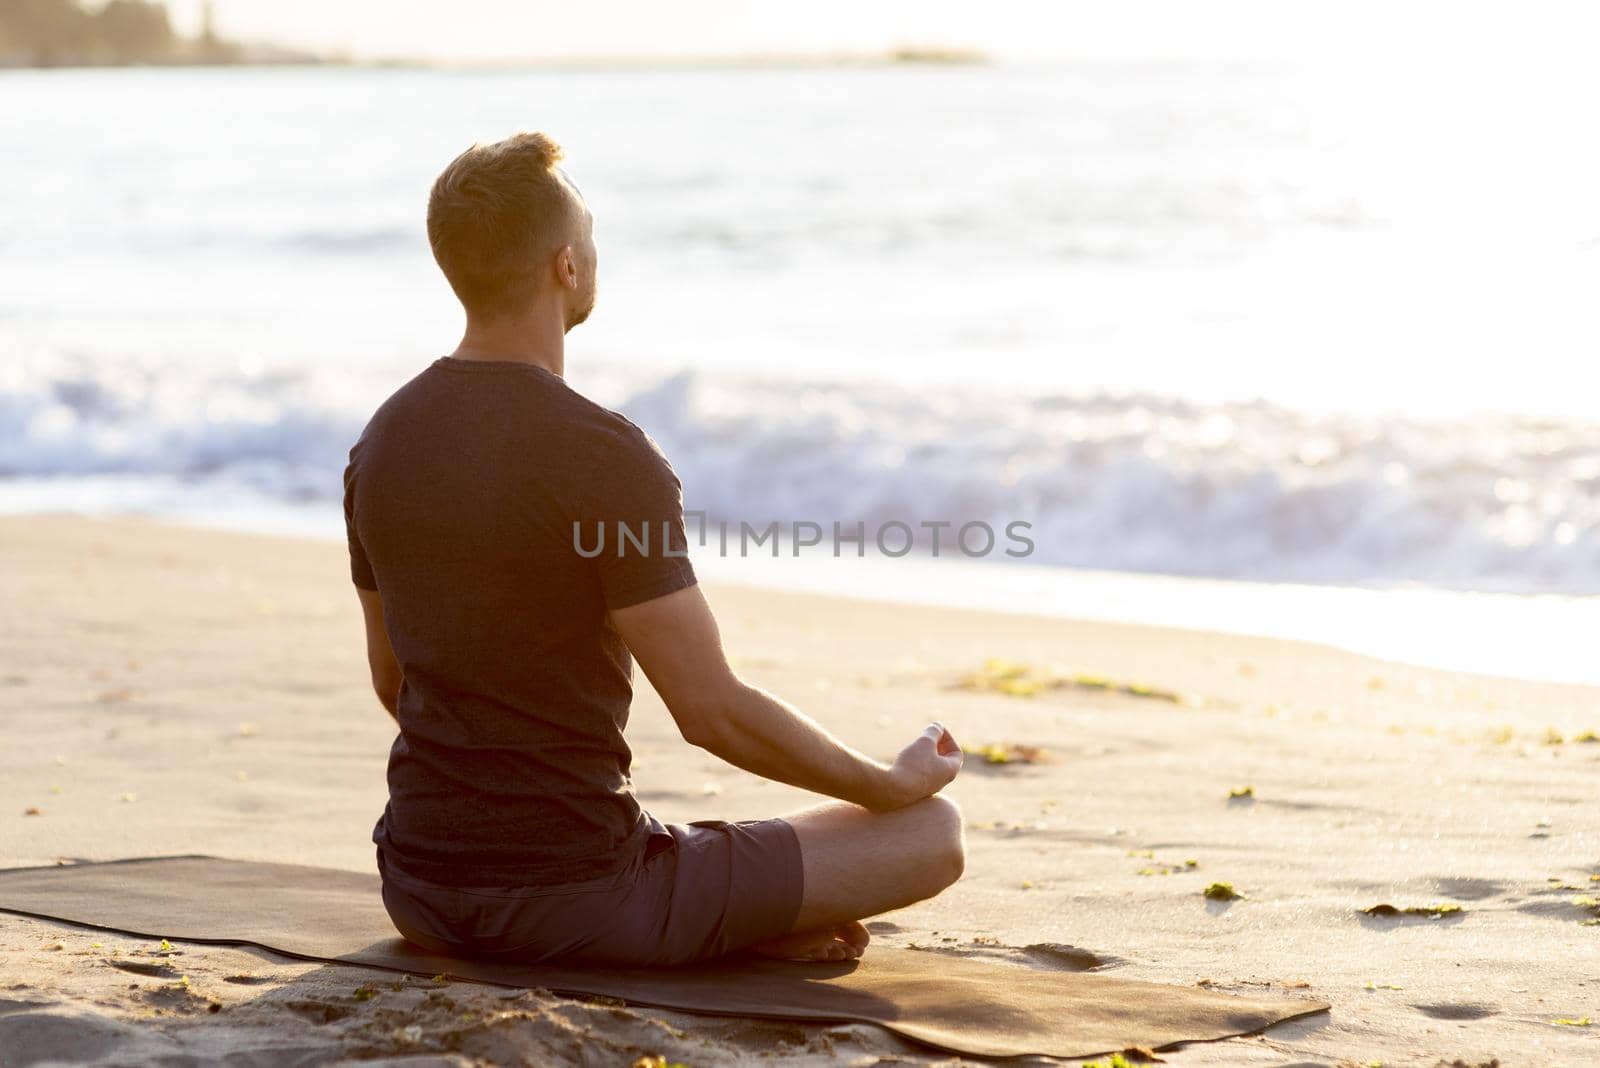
0;856;1328;1059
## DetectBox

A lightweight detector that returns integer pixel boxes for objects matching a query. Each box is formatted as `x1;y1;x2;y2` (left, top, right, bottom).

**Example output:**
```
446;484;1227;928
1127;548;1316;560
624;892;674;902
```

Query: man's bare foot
751;920;871;962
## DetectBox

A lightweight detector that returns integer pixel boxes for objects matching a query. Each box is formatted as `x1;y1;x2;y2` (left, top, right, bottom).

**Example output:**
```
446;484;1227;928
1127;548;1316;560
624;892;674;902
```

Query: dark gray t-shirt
344;357;695;888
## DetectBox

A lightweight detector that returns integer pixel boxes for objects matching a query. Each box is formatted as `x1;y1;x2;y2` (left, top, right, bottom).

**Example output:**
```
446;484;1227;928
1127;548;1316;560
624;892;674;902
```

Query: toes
837;920;871;952
754;925;870;962
827;936;862;961
805;938;854;962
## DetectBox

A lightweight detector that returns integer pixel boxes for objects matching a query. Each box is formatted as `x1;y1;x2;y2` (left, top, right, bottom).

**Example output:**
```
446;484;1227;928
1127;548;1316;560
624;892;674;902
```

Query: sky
164;0;1598;65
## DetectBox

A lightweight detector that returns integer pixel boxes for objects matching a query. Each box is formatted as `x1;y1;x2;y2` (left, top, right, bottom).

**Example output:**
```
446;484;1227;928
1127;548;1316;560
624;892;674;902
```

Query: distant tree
0;0;177;65
0;0;92;66
92;0;173;63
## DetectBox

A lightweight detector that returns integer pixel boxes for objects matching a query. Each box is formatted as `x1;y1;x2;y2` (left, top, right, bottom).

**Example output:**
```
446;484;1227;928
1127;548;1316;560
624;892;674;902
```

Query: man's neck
448;311;565;377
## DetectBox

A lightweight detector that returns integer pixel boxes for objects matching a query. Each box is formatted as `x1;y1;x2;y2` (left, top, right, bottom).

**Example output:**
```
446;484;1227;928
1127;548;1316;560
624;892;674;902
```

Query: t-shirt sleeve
343;450;378;591
580;424;698;610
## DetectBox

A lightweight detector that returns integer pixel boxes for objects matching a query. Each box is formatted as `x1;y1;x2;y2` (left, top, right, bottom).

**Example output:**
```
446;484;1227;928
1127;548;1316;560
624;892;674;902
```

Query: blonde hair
426;132;579;318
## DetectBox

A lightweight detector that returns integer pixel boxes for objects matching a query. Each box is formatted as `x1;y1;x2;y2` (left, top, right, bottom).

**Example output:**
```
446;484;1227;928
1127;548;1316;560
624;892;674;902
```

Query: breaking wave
4;351;1598;594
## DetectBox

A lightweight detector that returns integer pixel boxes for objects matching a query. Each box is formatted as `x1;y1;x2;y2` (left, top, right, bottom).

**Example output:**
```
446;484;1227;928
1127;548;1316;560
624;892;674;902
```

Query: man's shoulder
354;360;452;430
533;384;668;468
531;378;670;466
594;408;666;455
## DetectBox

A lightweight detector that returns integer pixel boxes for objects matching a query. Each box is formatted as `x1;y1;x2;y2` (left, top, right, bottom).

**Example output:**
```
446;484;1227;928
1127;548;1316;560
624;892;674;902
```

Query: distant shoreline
0;45;989;73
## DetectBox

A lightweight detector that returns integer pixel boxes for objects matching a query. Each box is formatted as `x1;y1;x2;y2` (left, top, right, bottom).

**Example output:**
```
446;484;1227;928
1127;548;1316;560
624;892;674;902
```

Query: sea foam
4;349;1597;595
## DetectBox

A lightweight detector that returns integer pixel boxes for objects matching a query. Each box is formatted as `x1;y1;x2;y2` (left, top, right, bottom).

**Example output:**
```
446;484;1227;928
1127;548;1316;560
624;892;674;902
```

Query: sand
2;515;1596;1066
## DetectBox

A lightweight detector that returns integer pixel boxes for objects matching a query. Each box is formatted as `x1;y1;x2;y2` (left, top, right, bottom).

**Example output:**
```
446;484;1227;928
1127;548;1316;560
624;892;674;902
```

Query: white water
7;351;1599;594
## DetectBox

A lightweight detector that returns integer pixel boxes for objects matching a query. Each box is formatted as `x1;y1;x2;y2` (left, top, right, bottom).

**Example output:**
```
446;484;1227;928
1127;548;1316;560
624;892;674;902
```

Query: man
344;132;965;967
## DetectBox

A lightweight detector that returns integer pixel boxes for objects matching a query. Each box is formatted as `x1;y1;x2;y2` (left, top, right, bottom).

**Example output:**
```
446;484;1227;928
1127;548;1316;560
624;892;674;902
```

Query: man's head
427;132;596;330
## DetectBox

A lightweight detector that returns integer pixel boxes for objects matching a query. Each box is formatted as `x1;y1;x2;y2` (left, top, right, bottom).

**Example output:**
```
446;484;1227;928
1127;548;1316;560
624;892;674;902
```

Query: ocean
3;63;1597;682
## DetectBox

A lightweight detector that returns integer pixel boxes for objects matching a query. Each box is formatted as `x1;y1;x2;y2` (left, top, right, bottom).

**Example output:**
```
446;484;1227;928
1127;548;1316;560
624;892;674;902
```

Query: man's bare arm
609;585;961;811
356;587;402;721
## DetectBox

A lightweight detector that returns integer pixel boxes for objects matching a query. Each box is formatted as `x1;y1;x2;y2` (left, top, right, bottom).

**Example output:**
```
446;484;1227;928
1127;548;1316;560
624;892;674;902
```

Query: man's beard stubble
566;274;596;331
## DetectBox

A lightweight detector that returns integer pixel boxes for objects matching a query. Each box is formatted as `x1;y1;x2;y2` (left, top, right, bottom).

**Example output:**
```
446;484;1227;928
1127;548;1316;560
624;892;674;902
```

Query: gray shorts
377;814;805;966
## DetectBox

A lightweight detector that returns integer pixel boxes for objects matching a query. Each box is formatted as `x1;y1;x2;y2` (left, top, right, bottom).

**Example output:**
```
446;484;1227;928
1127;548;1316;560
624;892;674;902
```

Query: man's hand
878;722;963;811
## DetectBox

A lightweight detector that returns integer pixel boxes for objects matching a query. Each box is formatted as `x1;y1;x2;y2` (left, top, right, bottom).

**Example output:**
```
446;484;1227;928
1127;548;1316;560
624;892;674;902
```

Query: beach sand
2;515;1595;1066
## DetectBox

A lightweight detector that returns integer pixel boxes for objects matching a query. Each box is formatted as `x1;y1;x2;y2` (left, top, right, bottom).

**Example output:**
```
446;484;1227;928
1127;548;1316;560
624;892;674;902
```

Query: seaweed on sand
1361;903;1464;919
955;659;1184;703
1203;882;1245;901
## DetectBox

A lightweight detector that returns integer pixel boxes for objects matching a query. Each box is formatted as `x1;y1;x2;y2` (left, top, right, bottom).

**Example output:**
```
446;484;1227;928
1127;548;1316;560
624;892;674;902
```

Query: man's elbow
675;705;726;751
672;684;742;752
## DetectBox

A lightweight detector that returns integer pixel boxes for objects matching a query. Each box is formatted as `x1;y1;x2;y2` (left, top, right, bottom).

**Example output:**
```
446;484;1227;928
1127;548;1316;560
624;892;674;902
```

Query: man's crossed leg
756;795;966;961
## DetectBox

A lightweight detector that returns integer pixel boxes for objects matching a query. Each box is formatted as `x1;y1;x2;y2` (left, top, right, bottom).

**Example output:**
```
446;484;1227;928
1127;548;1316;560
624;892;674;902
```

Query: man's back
344;356;695;887
352;132;963;966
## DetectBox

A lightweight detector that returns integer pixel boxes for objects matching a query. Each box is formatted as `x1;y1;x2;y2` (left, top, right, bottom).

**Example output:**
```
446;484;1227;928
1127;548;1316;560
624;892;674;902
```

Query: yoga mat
0;856;1327;1059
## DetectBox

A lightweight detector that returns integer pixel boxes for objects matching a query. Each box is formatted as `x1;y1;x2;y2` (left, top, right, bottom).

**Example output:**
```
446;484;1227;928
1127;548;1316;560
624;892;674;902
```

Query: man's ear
556;245;578;289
